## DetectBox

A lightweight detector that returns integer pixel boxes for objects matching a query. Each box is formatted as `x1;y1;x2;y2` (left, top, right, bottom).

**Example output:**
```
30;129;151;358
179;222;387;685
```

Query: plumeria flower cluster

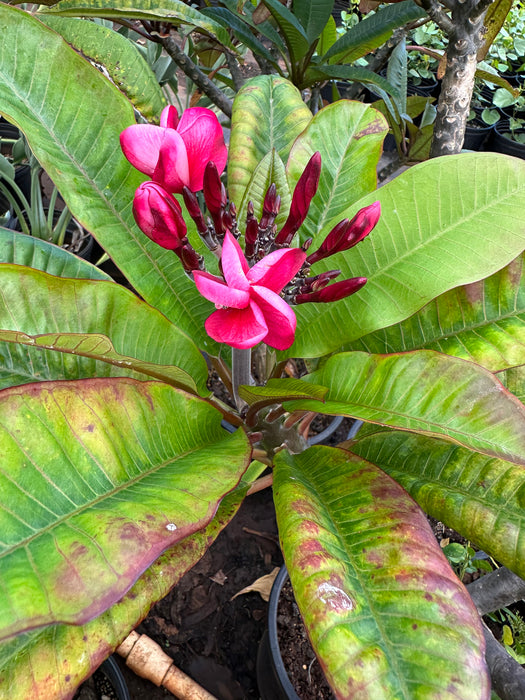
121;106;380;351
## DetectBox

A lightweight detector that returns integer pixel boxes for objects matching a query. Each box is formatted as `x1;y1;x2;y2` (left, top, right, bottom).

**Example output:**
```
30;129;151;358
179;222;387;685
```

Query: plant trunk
429;0;491;157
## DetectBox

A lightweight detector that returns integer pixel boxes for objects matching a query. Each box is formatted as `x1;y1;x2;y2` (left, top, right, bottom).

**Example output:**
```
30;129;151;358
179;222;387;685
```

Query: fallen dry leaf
231;567;280;602
210;569;228;586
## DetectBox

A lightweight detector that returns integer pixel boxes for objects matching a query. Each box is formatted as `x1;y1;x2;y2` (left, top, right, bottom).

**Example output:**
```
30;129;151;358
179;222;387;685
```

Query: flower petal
221;231;250;291
152;130;190;193
204;301;268;349
177;108;228;192
120;124;166;176
160;105;179;129
133;181;186;250
247;247;306;293
251;286;297;351
193;271;250;308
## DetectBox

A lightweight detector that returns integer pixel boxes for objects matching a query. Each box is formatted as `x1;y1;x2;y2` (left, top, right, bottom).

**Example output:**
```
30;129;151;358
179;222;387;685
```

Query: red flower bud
295;277;367;304
182;186;208;234
133;181;187;250
178;241;203;273
203;161;227;235
307;201;380;265
259;183;281;229
275;152;321;245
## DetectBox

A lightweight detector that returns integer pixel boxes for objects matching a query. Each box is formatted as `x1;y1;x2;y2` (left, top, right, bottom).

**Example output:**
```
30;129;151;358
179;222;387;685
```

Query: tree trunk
423;0;493;157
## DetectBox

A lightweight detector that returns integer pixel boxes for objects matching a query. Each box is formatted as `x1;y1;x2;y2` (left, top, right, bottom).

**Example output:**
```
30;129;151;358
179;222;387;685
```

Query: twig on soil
117;631;219;700
246;473;273;495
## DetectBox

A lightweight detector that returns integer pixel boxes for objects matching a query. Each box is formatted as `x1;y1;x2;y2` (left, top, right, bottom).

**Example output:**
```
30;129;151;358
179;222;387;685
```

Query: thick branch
419;0;454;34
468;567;525;615
482;622;525;700
160;34;233;118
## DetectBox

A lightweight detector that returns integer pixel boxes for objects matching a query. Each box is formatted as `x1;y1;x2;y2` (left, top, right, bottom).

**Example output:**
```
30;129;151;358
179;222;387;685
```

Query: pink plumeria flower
193;231;306;350
120;105;227;194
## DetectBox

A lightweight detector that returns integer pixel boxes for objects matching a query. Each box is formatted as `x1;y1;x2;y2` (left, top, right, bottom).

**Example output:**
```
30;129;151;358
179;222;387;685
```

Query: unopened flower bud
133;181;187;250
182;186;208;234
259;183;281;229
307;201;380;265
275;152;321;245
203;161;227;215
245;201;258;259
295;277;367;304
178;241;204;273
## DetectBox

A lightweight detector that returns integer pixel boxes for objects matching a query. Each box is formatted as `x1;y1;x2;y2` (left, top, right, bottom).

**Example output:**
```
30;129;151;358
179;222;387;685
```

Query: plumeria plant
1;5;525;700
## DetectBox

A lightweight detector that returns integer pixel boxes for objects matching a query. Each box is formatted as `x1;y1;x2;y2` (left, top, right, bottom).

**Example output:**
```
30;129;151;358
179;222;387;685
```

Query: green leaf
0;5;214;351
289;153;525;358
305;64;399;98
285;350;525;466
237;149;291;234
322;1;427;64
37;16;166;122
0;378;250;642
500;365;525;403
228;75;312;211
350;431;525;579
347;252;525;373
477;0;514;61
0;462;262;700
261;0;311;65
0;227;110;280
0;265;209;394
41;0;234;48
292;0;334;44
201;7;281;70
273;446;489;699
286;101;387;242
317;14;337;56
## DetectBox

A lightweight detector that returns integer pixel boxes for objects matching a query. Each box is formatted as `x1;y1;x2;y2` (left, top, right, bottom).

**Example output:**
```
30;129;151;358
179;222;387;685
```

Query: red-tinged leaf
0;378;251;642
273;446;490;699
285;350;525;466
0;460;265;700
350;430;525;579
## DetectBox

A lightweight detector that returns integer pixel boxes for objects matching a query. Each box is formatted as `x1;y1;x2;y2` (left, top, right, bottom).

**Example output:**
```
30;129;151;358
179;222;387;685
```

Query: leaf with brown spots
0;377;251;643
274;446;490;699
346;252;525;373
350;430;525;579
285;350;525;466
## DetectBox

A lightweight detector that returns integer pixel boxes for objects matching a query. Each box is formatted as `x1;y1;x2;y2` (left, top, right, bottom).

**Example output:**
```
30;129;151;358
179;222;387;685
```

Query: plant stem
232;347;252;411
159;34;233;118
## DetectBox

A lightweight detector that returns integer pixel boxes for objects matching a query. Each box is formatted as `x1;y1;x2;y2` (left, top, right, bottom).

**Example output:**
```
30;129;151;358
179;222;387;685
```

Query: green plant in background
0;2;525;699
441;541;494;582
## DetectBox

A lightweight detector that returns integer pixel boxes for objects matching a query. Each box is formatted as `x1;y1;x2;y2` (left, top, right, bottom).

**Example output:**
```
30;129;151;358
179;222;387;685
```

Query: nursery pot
76;655;130;700
8;209;94;261
463;118;494;151
489;119;525;159
257;566;335;700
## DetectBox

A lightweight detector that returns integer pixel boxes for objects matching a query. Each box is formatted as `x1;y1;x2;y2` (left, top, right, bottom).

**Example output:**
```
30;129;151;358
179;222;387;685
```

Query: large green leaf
38;16;166;122
274;447;489;700
347;252;525;372
40;0;234;47
350;431;525;580
322;1;426;64
0;265;209;393
286;100;387;242
228;75;312;211
0;377;250;642
261;0;310;65
0;228;110;280
292;0;334;44
0;4;214;351
285;350;525;466
500;365;525;403
289;152;525;358
0;461;264;700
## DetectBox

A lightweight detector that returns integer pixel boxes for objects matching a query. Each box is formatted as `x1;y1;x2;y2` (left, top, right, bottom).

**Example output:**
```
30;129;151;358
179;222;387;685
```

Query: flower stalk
232;347;253;411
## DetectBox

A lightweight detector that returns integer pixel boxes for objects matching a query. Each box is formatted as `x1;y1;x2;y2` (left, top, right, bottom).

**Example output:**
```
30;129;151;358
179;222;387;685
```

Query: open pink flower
193;232;306;350
120;105;227;194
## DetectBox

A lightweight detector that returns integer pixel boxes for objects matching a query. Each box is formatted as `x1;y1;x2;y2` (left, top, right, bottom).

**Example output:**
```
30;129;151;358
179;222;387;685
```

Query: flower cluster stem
232;347;253;411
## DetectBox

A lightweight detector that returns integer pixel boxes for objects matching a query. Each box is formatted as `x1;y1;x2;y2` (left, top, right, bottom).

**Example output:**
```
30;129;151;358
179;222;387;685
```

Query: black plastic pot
257;566;301;700
490;119;525;159
463;118;494;151
98;656;131;700
8;209;94;261
0;117;20;157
